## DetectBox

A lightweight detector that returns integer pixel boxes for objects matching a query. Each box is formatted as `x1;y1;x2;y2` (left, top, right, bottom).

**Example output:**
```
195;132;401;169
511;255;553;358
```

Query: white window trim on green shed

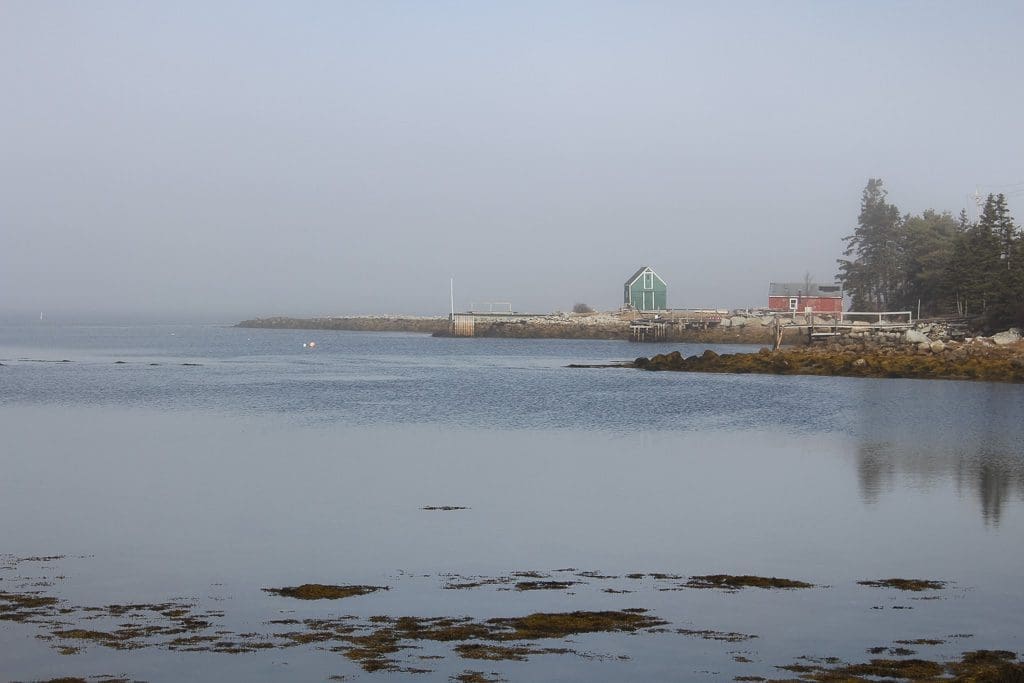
624;266;667;311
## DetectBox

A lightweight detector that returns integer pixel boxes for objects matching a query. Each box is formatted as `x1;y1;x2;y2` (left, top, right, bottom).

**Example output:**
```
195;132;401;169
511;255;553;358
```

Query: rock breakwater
237;313;783;343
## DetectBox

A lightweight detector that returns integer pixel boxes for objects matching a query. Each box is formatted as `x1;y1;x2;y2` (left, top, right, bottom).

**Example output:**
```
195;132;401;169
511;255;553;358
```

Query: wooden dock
628;310;727;342
629;320;669;341
770;311;913;349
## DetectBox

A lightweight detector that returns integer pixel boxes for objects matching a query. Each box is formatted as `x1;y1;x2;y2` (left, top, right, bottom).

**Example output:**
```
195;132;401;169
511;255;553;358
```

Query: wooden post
771;316;783;351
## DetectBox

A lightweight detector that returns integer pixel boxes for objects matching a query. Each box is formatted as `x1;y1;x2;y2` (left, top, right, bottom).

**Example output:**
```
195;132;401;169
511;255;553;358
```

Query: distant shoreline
237;315;448;335
235;314;784;344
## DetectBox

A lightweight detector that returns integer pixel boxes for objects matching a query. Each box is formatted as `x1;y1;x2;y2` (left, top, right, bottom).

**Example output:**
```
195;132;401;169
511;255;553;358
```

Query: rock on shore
634;341;1024;383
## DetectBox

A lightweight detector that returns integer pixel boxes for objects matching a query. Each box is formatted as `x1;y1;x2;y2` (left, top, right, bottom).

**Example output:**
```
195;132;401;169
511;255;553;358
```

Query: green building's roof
624;266;665;287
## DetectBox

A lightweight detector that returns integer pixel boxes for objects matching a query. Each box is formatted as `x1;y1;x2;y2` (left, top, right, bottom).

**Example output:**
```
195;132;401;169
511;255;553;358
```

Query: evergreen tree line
837;178;1024;329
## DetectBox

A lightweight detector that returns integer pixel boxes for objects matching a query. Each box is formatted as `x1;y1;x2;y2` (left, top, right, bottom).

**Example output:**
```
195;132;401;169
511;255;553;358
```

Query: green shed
624;266;667;311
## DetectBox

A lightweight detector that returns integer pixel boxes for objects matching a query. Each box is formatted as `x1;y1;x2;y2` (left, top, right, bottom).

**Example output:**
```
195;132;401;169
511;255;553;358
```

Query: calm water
1;323;1022;682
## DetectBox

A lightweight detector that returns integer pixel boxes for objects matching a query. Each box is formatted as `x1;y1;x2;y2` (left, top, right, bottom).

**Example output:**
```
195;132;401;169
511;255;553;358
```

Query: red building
768;282;844;313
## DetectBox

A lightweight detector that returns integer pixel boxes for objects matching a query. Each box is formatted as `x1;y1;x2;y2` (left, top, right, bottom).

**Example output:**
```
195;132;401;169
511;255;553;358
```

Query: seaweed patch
513;580;578;591
677;628;758;643
857;578;947;591
683;575;814;590
262;584;387;600
769;650;1022;682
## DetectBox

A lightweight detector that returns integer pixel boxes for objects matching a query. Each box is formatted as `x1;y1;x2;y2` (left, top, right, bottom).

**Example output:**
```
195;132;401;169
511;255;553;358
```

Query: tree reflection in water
853;380;1024;525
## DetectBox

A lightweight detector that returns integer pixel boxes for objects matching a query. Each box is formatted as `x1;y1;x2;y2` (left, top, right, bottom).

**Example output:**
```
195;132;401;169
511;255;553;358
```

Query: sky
2;1;1023;320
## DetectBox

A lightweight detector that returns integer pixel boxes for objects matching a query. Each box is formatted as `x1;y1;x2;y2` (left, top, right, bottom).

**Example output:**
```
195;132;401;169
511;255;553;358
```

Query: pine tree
946;196;1001;318
836;183;1021;326
837;179;905;311
902;210;958;316
946;211;975;316
979;194;1024;327
989;194;1018;267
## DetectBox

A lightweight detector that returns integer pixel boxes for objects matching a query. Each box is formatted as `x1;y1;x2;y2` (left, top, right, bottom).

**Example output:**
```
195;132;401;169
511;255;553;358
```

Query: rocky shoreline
236;313;789;344
632;330;1024;383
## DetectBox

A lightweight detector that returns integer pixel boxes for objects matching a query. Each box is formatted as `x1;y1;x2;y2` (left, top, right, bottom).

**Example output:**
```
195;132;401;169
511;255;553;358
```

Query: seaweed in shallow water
262;584;387;600
857;578;947;591
683;575;814;590
770;649;1022;682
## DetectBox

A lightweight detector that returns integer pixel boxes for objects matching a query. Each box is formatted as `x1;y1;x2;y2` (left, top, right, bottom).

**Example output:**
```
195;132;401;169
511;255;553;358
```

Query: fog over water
2;2;1023;319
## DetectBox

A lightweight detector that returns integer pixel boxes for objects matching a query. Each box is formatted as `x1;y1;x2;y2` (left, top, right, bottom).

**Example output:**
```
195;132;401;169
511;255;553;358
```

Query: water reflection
853;379;1024;524
973;457;1022;525
855;443;894;506
856;442;1024;524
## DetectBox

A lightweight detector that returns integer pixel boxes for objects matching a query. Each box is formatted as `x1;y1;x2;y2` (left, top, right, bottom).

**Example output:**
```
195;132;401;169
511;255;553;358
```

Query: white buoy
308;341;316;349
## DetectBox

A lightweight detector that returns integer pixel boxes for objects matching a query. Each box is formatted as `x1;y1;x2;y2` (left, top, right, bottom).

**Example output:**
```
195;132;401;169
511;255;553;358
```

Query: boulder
930;341;946;353
918;342;932;353
730;317;749;327
992;328;1022;346
905;329;929;344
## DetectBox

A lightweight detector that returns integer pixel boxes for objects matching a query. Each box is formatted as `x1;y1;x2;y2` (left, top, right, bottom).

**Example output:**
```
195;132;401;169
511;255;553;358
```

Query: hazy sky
2;1;1023;319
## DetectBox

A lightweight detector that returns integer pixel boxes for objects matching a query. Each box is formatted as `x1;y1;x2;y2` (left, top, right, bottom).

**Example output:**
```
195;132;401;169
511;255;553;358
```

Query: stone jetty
237;312;792;343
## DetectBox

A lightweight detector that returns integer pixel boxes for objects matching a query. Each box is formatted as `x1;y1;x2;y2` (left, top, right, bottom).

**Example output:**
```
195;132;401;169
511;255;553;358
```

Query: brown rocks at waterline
634;340;1024;383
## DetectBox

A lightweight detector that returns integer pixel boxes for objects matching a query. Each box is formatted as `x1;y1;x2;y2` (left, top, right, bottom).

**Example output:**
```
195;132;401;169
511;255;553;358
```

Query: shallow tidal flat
4;554;1022;683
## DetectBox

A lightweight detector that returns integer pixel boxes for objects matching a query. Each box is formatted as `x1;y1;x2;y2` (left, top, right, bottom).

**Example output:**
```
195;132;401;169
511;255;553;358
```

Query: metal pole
450;277;455;317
